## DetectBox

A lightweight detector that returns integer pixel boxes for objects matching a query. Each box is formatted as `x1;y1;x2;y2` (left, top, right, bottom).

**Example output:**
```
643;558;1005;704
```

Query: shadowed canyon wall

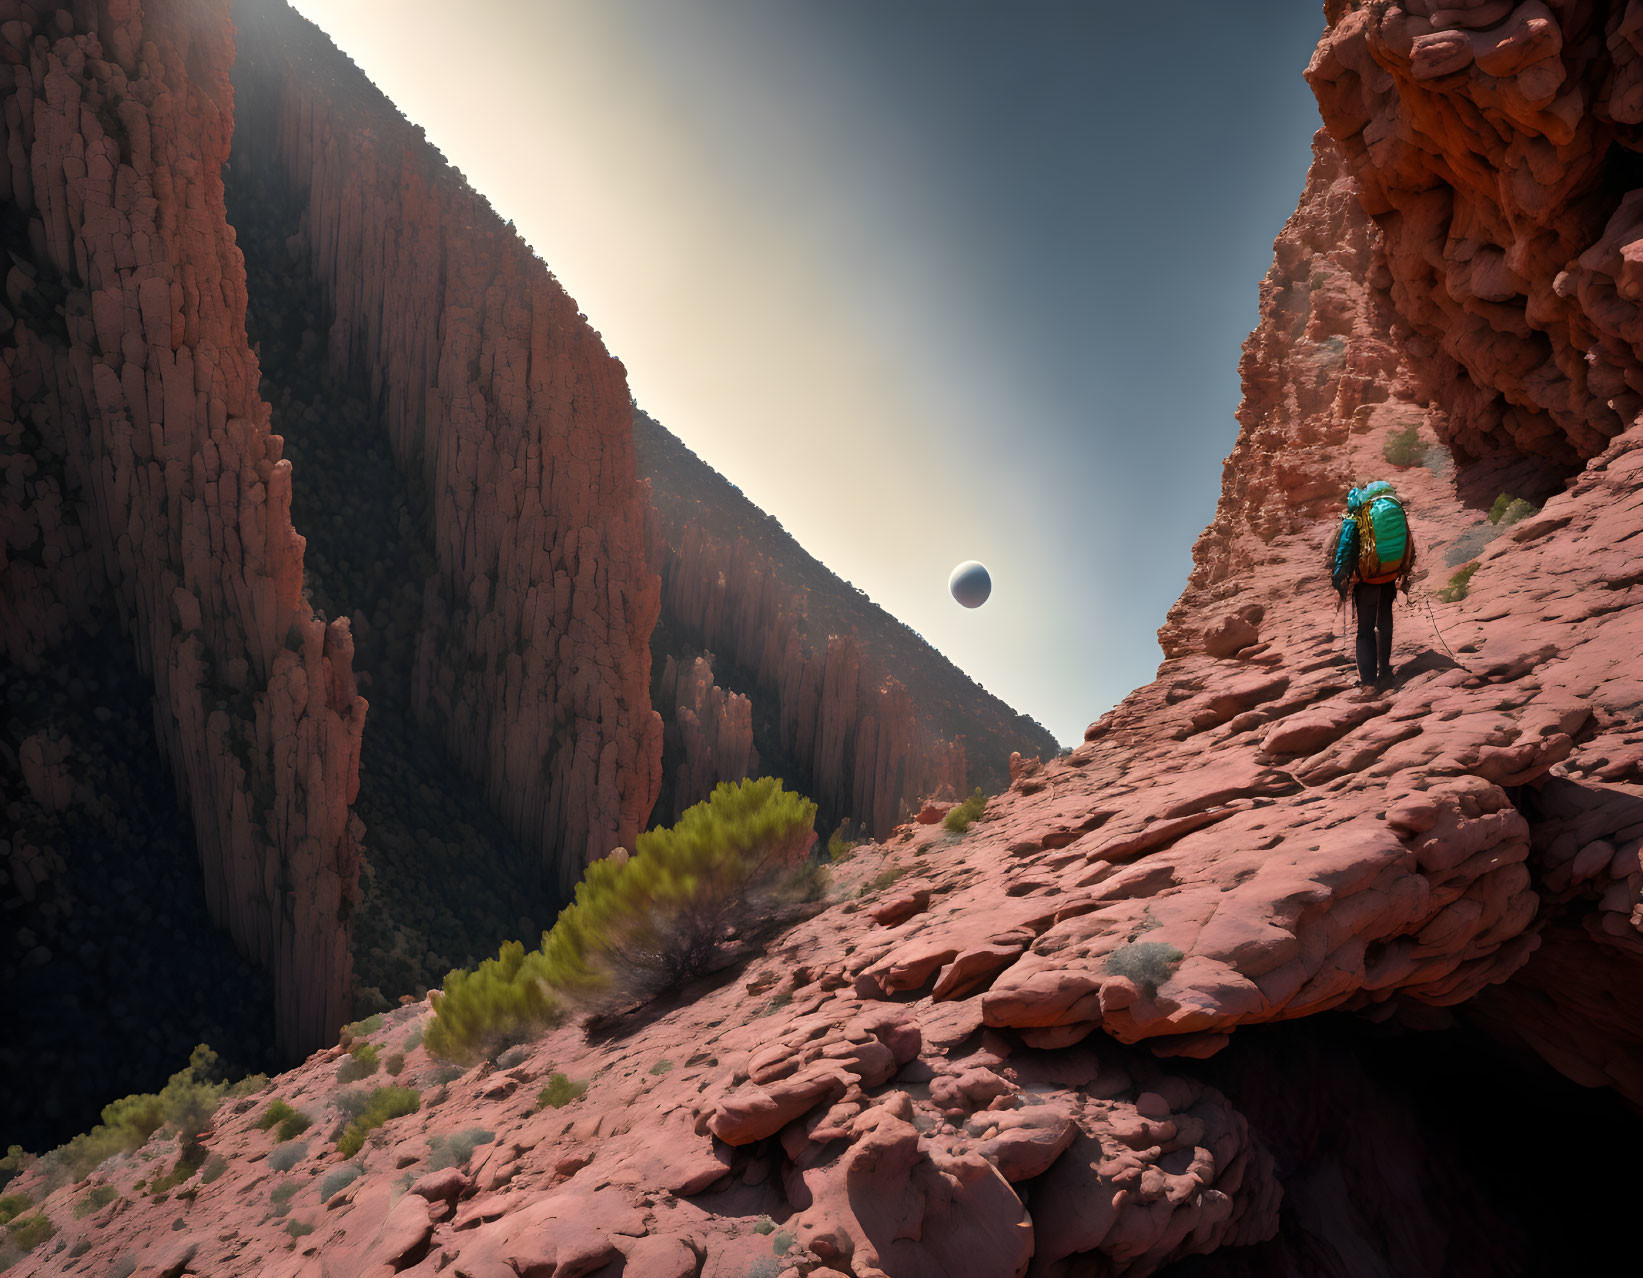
0;0;362;1063
637;408;1062;838
230;0;663;899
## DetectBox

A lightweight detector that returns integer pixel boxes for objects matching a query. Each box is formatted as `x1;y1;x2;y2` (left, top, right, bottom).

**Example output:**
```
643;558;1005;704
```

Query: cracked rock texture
8;2;1643;1277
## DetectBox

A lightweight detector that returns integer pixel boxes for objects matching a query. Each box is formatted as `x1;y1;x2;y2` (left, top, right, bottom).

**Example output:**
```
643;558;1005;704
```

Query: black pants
1353;581;1396;684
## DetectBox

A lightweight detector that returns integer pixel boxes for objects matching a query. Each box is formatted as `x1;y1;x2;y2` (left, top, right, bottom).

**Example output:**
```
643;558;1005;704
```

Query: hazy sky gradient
280;0;1324;745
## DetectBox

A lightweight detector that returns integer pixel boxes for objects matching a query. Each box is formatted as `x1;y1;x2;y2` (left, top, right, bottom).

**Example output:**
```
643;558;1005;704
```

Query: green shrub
752;1215;775;1235
0;1194;31;1225
285;1218;314;1238
0;1147;34;1191
257;1100;310;1142
73;1184;118;1218
423;939;565;1065
648;1059;673;1075
1382;423;1425;467
6;1213;54;1251
270;1182;298;1217
1488;493;1536;528
225;1073;269;1100
427;778;818;1061
199;1155;228;1186
337;1041;381;1084
1437;563;1478;603
384;1053;406;1078
1104;941;1184;997
772;1229;795;1255
336;1087;421;1158
340;1014;384;1048
535;1074;587;1110
863;864;904;895
943;788;987;834
401;1027;424;1053
268;1142;308;1173
427;1129;494;1171
41;1045;228;1183
319;1164;363;1202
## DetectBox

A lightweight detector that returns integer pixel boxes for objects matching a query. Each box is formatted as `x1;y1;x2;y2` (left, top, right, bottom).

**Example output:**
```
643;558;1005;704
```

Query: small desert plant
1436;563;1478;603
339;1014;384;1048
146;1145;207;1196
285;1218;315;1239
198;1155;228;1186
1382;423;1425;467
1488;493;1537;528
336;1087;421;1158
267;1142;308;1174
772;1229;796;1255
72;1185;118;1219
384;1052;406;1078
535;1073;587;1110
337;1041;381;1084
269;1182;299;1217
427;1129;494;1171
319;1164;363;1202
862;864;905;896
401;1027;424;1053
943;788;987;834
1104;941;1184;997
0;1194;31;1225
5;1213;54;1251
256;1100;311;1143
752;1215;776;1235
649;1059;674;1075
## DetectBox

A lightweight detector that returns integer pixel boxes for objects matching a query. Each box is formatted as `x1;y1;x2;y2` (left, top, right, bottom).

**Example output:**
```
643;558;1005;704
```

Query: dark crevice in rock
0;626;278;1154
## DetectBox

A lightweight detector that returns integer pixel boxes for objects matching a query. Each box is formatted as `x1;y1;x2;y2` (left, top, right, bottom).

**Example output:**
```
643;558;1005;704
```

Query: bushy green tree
943;788;987;834
426;777;818;1061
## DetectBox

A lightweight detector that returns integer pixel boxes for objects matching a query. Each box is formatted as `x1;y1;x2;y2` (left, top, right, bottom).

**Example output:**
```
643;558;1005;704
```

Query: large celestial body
949;560;992;609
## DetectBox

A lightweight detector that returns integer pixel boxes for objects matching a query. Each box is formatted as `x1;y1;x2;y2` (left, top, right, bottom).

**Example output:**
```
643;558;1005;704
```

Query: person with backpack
1328;480;1417;688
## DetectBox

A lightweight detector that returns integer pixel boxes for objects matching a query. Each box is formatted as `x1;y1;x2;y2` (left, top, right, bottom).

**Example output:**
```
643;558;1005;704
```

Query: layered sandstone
638;409;1058;838
0;0;363;1056
656;652;758;821
230;0;663;895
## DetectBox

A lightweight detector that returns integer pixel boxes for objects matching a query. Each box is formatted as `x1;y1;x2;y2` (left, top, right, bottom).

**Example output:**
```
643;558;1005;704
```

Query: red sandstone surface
0;0;364;1057
8;1;1643;1275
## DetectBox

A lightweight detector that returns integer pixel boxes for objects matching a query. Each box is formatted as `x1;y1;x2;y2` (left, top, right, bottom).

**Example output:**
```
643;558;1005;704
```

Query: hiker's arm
1401;531;1418;594
1329;517;1356;596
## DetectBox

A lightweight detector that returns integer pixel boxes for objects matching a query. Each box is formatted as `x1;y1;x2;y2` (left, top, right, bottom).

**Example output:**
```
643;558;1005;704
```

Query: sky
280;0;1326;747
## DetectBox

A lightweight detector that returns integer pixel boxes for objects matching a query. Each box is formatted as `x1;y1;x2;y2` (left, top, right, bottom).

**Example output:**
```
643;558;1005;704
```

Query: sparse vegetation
340;1014;385;1047
943;787;988;834
752;1215;776;1235
1382;422;1426;467
267;1142;308;1174
862;864;905;896
427;1129;494;1171
199;1155;228;1186
385;1052;406;1077
402;1026;425;1053
5;1213;54;1252
1104;941;1185;997
1488;492;1537;528
1437;563;1479;603
337;1041;381;1084
319;1164;363;1202
0;1194;30;1226
39;1045;230;1184
0;1148;35;1191
772;1230;795;1255
256;1100;312;1143
285;1218;314;1239
269;1183;299;1217
72;1185;118;1219
426;778;819;1061
535;1073;587;1110
146;1146;207;1196
336;1087;421;1158
649;1059;674;1075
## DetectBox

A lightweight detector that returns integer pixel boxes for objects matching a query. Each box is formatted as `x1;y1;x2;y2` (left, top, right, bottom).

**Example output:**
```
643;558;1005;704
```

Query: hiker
1328;480;1416;688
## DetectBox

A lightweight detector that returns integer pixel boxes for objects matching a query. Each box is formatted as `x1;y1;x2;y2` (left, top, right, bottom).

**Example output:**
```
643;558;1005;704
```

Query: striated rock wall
637;408;1058;838
0;0;363;1056
229;1;663;895
655;651;758;821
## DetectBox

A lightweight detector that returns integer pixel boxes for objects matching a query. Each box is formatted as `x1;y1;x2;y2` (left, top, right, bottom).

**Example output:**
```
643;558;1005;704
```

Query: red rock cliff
0;0;364;1056
229;1;663;895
